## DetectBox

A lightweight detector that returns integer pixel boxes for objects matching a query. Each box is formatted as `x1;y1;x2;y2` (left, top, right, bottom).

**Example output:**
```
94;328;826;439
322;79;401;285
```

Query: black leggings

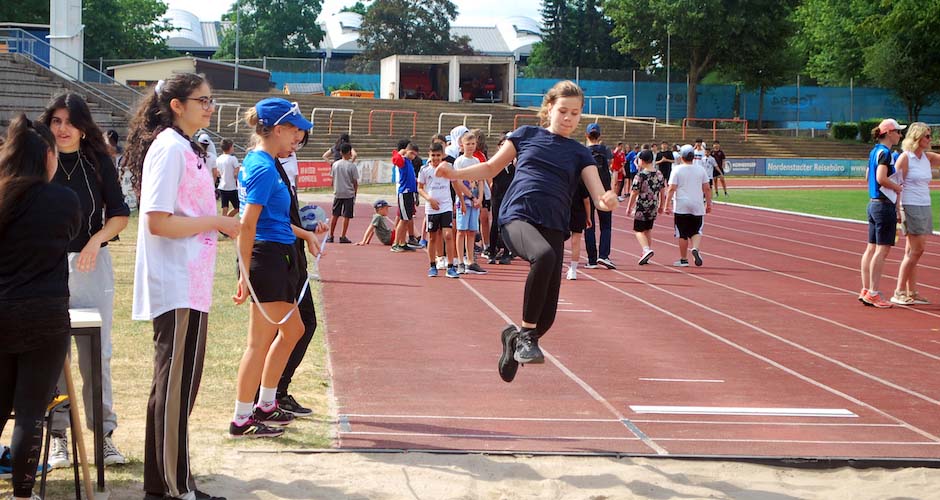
501;220;566;338
0;335;70;498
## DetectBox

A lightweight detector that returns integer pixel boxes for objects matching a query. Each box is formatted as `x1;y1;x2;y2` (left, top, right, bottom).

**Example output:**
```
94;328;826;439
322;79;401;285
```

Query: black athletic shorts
633;218;655;232
397;192;417;221
247;241;298;303
569;208;587;233
673;213;703;239
482;199;491;210
427;212;453;233
332;197;355;218
220;190;239;211
713;167;724;178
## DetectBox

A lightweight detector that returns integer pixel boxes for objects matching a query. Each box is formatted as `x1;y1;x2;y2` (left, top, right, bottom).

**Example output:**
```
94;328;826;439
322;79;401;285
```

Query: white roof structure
318;12;542;59
164;8;222;53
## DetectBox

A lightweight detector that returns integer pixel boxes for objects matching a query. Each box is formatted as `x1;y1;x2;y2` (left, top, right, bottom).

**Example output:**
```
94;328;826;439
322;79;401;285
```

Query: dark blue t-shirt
238;150;296;245
498;126;595;232
867;144;894;199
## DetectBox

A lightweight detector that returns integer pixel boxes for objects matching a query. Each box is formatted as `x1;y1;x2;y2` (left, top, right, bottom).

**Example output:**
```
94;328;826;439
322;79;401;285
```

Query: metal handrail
585;95;628;117
368;109;417;136
437;113;493;136
311;108;353;135
593;115;659;139
513;114;539;129
214;102;242;134
682;118;749;142
0;28;141;113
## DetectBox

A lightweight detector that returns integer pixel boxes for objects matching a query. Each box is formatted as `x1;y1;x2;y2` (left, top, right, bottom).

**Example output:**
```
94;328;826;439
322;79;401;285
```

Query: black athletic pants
501;220;566;338
487;193;508;257
584;205;612;263
144;309;207;498
277;282;316;396
0;335;70;498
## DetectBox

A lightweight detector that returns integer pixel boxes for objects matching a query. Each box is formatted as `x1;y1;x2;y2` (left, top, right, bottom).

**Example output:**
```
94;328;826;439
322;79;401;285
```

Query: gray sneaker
466;263;488;274
457;263;467;274
48;435;70;469
514;332;545;364
597;257;616;269
103;435;126;466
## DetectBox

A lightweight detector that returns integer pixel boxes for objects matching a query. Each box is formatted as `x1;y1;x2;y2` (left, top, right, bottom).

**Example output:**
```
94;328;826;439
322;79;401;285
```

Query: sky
162;0;542;26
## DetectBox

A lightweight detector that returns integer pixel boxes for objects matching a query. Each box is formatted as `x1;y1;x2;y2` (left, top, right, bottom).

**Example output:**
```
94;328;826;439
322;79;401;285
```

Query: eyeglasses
182;96;216;111
273;102;301;126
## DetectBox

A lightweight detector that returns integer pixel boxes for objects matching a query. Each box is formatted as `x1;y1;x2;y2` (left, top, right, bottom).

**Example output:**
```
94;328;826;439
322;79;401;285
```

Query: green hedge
832;122;859;140
859;118;883;143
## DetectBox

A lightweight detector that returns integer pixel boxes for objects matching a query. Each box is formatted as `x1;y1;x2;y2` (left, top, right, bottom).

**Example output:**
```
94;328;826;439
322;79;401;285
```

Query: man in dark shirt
711;140;728;196
655;140;674;183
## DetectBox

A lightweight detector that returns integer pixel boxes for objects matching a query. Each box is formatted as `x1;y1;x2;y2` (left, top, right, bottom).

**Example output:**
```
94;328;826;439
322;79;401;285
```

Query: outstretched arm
436;140;517;180
580;166;619;211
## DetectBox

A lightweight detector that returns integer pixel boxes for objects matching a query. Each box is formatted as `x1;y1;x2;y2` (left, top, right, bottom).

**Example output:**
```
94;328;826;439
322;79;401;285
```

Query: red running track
320;200;940;459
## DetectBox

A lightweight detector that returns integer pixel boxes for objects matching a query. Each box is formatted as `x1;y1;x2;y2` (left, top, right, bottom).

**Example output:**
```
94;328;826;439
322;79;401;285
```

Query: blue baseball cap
586;122;601;135
373;199;390;209
255;98;313;131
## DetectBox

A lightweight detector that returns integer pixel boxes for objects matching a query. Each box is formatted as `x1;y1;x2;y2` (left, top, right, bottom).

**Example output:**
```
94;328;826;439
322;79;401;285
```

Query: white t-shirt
452;155;481;207
668;162;709;216
704;156;717;180
216;153;239;191
418;163;454;215
133;128;218;320
280;153;299;187
902;151;933;206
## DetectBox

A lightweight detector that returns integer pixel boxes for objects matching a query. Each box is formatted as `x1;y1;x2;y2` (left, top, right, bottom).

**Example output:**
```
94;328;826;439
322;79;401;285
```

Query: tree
83;0;173;60
340;1;369;16
216;0;326;59
861;0;940;121
0;1;49;24
605;0;794;119
718;0;801;129
528;0;633;70
793;0;881;86
356;0;471;61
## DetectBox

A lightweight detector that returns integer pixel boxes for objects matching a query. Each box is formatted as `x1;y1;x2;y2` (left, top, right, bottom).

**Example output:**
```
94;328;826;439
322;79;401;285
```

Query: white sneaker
103;435;126;466
638;249;654;265
566;267;577;280
436;257;447;270
48;435;70;469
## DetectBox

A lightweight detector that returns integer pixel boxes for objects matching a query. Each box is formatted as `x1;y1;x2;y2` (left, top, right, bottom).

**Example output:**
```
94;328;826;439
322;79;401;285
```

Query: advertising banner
297;161;333;188
724;158;766;176
765;158;867;177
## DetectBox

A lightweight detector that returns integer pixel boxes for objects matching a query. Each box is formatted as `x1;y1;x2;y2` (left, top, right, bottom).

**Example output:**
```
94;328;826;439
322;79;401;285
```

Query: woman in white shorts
892;122;940;305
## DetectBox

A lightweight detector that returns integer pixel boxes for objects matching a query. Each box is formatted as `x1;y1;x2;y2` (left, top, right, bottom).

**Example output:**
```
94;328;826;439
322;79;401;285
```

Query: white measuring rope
233;229;324;325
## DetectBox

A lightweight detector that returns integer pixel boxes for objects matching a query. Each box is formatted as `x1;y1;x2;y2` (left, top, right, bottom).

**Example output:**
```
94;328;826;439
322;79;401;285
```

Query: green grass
1;214;333;498
300;183;396;196
727;189;940;231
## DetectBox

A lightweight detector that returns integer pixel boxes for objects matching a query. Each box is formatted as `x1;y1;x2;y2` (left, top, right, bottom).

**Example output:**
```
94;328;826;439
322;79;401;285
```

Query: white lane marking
630;406;856;417
632;419;903;427
457;279;669;455
639;378;724;383
340;430;640;441
342;414;621;422
609;223;940;320
576;269;940;443
557;309;593;313
651;438;940;445
606;235;940;354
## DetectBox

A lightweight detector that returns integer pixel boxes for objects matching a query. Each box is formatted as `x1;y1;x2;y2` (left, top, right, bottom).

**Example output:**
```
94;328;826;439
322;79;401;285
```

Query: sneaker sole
466;270;488;275
598;261;616;269
48;460;71;469
104;456;126;466
691;250;703;266
514;353;545;364
498;326;520;383
257;419;294;427
858;296;873;306
638;251;654;265
281;408;314;418
228;429;284;439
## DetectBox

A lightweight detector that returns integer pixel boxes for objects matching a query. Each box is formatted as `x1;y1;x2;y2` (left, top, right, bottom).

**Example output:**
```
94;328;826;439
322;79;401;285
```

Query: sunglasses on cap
273;101;302;126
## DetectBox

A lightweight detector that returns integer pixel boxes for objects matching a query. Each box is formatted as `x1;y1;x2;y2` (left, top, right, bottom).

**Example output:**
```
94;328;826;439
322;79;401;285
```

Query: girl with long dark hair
127;73;237;500
39;92;130;469
0;114;81;500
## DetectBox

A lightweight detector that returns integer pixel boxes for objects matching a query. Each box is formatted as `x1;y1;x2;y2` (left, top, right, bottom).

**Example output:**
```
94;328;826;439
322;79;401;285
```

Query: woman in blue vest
859;118;904;308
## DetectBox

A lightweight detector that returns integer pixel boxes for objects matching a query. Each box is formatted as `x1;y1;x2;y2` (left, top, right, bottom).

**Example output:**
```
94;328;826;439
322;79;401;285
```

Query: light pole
234;0;240;90
665;32;671;124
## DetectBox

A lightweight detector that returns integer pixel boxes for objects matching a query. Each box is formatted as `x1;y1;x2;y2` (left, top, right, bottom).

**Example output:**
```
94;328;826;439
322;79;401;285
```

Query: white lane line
340;430;640;441
342;414;621;422
557;309;593;313
632;419;904;427
576;269;940;443
457;279;669;455
651;438;940;445
609;223;940;320
639;378;724;383
606;235;940;352
630;406;856;417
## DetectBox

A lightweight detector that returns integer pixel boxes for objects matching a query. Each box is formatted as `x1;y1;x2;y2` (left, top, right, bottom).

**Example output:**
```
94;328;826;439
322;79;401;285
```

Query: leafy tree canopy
356;0;472;62
217;0;326;59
